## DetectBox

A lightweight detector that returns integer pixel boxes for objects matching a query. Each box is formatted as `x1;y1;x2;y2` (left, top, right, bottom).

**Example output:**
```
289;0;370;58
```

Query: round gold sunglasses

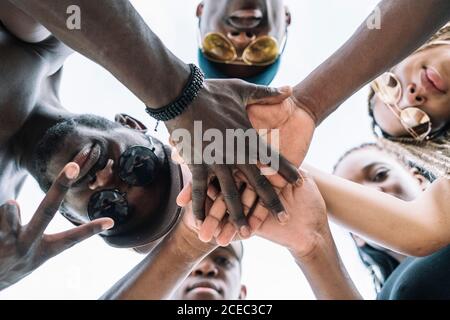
200;30;287;66
371;72;432;141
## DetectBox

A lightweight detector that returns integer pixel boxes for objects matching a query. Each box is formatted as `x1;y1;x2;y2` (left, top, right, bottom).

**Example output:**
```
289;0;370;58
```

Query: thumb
176;182;192;207
247;85;292;106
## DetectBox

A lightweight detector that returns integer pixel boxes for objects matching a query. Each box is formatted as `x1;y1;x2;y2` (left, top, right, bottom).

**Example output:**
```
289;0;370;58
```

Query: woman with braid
368;24;450;179
332;143;450;299
299;25;450;259
196;22;450;254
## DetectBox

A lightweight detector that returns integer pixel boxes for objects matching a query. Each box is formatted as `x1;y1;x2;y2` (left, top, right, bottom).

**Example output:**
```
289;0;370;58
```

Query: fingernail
65;164;79;180
101;219;115;230
277;211;289;224
278;86;291;94
199;233;212;243
240;226;251;238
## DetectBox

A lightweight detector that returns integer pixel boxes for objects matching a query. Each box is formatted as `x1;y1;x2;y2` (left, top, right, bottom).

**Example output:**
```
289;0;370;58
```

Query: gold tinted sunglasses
371;72;432;141
200;30;287;66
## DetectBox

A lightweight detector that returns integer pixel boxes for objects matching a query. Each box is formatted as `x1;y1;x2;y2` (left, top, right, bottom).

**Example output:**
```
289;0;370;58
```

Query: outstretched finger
45;218;114;257
24;163;79;243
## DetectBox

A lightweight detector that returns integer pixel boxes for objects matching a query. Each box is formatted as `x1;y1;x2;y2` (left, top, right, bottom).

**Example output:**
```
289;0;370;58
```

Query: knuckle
53;179;70;193
42;206;58;219
253;174;271;190
223;191;240;201
191;188;206;200
264;197;283;212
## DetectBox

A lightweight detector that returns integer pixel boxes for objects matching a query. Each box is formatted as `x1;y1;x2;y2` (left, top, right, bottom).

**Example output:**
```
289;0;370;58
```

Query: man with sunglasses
10;0;450;250
5;0;302;238
0;0;278;289
196;0;290;85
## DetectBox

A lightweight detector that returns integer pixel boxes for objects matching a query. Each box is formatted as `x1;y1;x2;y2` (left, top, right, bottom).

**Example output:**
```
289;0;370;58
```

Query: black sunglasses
87;144;161;224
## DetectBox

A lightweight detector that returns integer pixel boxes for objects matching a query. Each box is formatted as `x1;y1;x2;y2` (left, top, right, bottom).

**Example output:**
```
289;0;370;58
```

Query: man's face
31;115;172;248
172;247;246;300
198;0;290;78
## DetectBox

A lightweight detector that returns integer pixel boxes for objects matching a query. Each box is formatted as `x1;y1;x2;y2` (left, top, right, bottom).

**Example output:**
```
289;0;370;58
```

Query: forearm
9;0;190;107
304;165;447;256
101;226;217;300
290;231;362;300
293;0;450;124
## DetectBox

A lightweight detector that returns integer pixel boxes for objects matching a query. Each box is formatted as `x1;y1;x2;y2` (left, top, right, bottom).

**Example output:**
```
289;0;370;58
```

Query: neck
13;104;73;171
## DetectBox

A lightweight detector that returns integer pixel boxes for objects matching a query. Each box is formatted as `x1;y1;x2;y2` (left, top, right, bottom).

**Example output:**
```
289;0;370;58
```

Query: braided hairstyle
333;143;434;293
367;23;450;179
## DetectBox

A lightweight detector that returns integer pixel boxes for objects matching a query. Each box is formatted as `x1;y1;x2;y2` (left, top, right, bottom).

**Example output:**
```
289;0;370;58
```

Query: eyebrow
361;162;388;175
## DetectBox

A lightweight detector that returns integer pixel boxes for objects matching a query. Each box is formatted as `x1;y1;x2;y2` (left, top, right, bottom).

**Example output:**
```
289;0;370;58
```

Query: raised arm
9;0;300;234
293;0;450;124
8;0;190;107
101;209;217;300
305;165;450;257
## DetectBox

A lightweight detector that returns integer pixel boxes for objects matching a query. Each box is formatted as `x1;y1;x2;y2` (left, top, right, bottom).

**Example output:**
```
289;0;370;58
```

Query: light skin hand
0;163;114;290
256;170;362;300
255;169;330;258
176;96;316;245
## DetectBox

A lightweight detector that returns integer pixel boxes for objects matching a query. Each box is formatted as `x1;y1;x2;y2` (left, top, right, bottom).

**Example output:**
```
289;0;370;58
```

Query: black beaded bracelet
145;64;205;122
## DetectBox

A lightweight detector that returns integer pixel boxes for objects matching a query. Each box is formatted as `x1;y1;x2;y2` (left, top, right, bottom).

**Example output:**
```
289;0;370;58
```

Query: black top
378;245;450;300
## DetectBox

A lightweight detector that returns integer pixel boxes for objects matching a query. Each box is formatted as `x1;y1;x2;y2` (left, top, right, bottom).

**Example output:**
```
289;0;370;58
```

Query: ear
285;6;291;26
196;2;204;18
238;285;247;300
410;168;430;191
351;233;366;248
115;113;148;133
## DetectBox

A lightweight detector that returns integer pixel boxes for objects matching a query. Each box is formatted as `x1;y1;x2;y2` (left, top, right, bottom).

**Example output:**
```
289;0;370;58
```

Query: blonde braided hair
368;23;450;179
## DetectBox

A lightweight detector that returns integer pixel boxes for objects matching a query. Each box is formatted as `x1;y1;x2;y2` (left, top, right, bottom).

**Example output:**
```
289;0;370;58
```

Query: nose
227;31;256;51
192;259;219;278
89;159;115;190
401;83;426;108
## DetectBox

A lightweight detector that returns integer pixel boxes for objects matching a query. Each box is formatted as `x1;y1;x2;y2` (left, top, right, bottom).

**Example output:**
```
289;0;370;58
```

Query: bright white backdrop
0;0;381;299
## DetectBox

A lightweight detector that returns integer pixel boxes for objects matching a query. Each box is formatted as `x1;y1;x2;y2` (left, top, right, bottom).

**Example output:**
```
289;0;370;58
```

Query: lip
71;143;102;184
425;67;448;93
187;281;222;294
422;68;448;95
228;9;263;29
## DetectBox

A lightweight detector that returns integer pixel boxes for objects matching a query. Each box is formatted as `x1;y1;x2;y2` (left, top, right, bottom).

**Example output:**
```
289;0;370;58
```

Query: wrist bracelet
145;64;204;122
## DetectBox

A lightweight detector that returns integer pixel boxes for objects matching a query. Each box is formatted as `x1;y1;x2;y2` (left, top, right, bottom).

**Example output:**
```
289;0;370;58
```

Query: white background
0;0;381;300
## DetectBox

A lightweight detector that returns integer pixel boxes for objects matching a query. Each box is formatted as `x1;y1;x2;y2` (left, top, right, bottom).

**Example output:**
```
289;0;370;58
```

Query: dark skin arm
8;0;300;235
101;216;216;300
